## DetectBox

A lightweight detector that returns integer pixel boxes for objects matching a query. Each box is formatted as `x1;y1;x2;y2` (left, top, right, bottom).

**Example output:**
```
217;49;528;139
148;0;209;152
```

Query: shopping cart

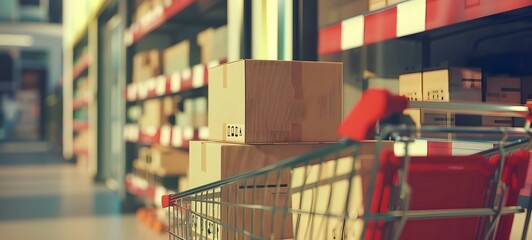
162;89;532;240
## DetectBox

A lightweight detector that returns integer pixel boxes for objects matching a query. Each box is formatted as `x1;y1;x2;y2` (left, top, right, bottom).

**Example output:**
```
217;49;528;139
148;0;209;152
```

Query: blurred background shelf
125;59;225;102
124;124;208;148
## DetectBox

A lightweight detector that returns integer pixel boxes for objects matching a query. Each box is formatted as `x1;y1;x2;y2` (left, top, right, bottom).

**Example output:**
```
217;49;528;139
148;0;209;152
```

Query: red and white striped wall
319;0;532;55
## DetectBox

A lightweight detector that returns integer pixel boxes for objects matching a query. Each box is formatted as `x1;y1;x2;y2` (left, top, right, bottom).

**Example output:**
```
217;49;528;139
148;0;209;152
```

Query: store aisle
0;145;166;240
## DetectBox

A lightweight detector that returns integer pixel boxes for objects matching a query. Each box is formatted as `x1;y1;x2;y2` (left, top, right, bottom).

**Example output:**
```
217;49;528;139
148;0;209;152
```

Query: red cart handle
162;194;172;208
338;89;408;141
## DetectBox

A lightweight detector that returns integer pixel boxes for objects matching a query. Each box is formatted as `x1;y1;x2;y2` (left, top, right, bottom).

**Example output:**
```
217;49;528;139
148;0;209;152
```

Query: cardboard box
485;76;521;104
213;25;228;61
133;52;145;83
189;141;323;188
163;40;190;75
150;147;189;176
209;60;343;143
369;0;387;11
422;110;454;126
189;141;326;239
399;72;422;101
481;116;513;127
189;141;392;239
162;96;179;117
194;112;208;127
142;99;166;127
197;28;216;64
193;97;208;127
147;49;162;76
422;68;482;102
138;147;151;167
133;50;162;82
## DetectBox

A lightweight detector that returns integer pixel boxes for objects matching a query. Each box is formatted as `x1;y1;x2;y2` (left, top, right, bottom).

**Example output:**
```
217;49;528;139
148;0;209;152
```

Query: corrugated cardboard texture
422;68;482;102
399;72;422;101
209;60;342;144
485;76;521;104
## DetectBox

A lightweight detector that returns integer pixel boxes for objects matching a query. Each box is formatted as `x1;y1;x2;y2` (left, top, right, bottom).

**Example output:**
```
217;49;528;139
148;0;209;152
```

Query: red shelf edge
126;0;196;46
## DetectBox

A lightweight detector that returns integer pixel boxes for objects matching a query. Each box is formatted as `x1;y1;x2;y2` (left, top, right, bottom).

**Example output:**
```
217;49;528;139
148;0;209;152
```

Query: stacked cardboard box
188;60;344;239
483;76;521;127
163;40;190;75
133;50;162;83
197;25;228;64
138;96;179;128
400;68;483;130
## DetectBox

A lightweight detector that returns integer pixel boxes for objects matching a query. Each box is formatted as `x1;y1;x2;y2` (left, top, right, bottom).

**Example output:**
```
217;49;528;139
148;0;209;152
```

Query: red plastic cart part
366;152;497;240
161;194;172;208
366;150;530;240
338;89;408;141
488;150;530;240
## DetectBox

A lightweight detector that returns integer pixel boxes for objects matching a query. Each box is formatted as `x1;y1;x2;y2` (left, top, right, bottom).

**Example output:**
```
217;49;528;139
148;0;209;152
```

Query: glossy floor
0;145;166;240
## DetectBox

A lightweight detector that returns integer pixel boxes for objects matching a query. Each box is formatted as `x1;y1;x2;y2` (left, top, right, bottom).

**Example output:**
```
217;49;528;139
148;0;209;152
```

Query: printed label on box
225;124;245;141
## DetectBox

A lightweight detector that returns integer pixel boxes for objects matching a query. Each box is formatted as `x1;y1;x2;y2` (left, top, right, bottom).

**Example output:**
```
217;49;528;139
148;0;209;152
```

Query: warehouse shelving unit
121;0;230;230
317;2;532;226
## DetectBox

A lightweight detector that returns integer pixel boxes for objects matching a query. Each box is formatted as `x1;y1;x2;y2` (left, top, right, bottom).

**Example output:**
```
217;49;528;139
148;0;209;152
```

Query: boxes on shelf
193;97;208;127
162;96;179;117
208;60;343;144
422;68;482;102
399;72;422;101
197;28;215;64
483;76;521;127
213;25;228;61
133;50;162;83
486;76;521;104
197;25;228;64
140;99;166;127
138;147;151;168
163;40;190;75
149;147;189;176
175;111;191;127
